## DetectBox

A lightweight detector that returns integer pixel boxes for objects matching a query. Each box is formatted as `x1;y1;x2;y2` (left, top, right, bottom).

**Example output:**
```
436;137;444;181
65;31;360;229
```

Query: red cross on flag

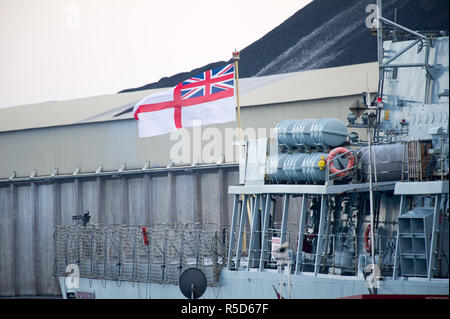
133;63;236;137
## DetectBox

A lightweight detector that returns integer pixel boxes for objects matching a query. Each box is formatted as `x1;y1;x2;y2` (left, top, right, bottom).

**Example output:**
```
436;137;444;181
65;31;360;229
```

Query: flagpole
233;50;250;254
232;50;242;141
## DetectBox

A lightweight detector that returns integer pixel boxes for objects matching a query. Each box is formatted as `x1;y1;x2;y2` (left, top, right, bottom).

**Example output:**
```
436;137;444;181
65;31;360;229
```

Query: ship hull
58;270;449;299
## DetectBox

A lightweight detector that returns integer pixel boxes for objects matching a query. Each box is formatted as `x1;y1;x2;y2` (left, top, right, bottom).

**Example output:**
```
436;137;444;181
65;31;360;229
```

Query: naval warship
54;1;449;299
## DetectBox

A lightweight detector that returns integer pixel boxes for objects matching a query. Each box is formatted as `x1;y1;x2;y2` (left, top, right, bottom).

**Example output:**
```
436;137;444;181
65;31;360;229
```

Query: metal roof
0;62;378;133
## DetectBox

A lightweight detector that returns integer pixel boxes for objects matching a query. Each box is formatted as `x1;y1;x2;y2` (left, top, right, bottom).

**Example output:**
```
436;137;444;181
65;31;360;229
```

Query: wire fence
54;223;228;286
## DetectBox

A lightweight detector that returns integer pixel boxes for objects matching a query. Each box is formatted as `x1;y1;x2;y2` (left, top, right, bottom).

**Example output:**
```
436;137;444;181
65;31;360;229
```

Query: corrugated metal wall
0;167;239;296
0;167;303;296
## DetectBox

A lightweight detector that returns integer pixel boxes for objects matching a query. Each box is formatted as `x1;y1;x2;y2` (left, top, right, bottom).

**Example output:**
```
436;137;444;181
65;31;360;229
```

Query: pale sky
0;0;313;109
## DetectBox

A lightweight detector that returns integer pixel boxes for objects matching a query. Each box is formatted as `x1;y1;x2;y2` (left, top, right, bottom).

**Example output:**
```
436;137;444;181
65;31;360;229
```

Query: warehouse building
0;62;378;296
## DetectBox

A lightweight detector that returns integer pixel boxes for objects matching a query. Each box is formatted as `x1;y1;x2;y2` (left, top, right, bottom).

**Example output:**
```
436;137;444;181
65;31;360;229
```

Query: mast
367;125;377;294
232;50;243;141
375;0;384;141
232;50;250;253
376;0;383;100
366;0;383;294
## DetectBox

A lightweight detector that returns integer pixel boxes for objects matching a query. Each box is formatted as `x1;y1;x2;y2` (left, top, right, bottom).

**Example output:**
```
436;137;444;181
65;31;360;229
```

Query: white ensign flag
133;63;236;137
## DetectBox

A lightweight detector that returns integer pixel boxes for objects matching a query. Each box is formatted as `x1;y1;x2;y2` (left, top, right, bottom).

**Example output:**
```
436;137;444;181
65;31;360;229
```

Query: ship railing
226;192;449;279
53;223;228;286
227;227;400;278
295;234;398;278
226;226;293;270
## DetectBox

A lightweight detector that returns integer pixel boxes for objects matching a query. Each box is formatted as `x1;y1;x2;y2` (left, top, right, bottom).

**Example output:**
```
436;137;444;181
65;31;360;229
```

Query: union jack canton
180;64;235;101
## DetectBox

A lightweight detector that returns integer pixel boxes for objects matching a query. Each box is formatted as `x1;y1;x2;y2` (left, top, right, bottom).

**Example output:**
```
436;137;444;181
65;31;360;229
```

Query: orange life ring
364;224;371;253
326;147;355;177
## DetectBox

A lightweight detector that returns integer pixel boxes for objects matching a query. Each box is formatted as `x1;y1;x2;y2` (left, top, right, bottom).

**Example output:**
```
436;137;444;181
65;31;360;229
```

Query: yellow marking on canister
318;156;326;170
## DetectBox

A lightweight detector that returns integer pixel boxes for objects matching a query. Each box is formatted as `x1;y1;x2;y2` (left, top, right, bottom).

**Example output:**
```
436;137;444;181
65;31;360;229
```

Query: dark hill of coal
120;0;448;94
